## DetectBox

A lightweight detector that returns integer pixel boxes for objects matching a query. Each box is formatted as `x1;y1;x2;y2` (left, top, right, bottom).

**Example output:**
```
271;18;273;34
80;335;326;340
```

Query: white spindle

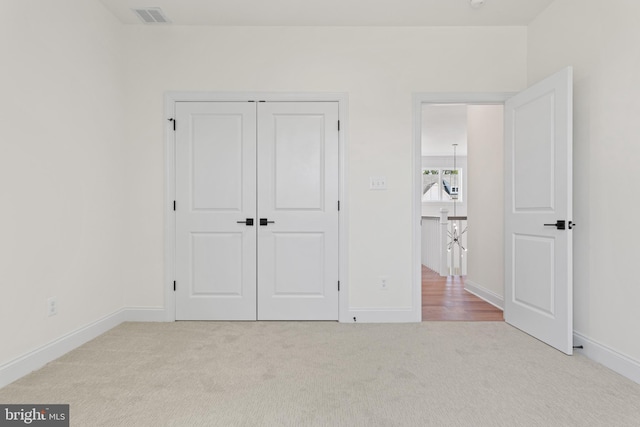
439;208;449;277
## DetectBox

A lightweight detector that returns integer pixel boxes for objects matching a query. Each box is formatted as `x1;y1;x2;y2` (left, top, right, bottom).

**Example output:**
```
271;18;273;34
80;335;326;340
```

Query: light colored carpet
1;322;639;426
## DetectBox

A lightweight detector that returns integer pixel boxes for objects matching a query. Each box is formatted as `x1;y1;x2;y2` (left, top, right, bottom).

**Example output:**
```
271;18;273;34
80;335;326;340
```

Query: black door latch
543;220;575;230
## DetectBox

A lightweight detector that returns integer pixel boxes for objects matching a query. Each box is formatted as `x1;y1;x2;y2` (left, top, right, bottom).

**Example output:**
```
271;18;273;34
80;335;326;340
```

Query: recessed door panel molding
191;232;243;296
272;232;325;296
504;67;573;355
273;114;325;211
191;113;245;211
512;234;555;317
513;92;555;212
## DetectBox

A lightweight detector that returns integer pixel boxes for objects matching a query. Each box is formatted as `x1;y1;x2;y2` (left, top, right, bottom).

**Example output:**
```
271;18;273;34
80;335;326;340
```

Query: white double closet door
175;101;339;321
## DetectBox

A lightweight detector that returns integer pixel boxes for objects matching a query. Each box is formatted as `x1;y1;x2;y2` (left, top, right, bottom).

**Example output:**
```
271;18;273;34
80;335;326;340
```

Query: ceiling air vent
132;7;171;24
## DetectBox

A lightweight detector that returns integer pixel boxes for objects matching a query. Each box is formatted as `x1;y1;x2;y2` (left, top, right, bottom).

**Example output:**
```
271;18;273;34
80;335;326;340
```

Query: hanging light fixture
447;143;467;255
469;0;485;9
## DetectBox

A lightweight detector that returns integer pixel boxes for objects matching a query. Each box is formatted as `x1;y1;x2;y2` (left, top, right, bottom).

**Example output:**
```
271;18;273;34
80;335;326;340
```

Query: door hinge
337;200;340;211
168;118;176;131
337;120;340;131
173;200;176;211
338;281;340;291
173;281;176;291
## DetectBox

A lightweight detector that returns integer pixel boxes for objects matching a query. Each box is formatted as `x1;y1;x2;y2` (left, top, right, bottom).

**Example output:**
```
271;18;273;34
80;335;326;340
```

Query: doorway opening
414;96;508;321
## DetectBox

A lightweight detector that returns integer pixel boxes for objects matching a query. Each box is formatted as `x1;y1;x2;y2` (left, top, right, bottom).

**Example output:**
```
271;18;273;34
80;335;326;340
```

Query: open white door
504;67;573;354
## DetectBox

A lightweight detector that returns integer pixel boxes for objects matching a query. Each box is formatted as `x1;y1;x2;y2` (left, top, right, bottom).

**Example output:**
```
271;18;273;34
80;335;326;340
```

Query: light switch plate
370;176;387;190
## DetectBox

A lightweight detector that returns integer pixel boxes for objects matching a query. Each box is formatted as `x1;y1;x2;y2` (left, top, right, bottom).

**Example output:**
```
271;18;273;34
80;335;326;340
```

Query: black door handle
260;218;275;226
236;218;254;226
544;220;566;230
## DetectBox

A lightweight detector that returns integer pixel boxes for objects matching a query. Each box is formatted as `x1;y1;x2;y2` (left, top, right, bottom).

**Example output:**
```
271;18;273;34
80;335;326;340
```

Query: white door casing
257;102;340;320
173;99;340;321
412;93;512;324
504;67;573;354
175;102;257;320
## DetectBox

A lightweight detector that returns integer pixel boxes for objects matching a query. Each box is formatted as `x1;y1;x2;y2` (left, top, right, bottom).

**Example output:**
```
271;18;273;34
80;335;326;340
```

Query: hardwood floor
422;265;503;321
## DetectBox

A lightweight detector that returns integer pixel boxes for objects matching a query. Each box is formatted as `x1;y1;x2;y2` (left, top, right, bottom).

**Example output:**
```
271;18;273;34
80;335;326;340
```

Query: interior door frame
412;92;513;321
164;92;349;322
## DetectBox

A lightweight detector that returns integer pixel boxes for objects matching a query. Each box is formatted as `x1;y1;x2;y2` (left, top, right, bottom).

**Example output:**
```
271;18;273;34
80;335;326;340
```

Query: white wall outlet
47;297;57;317
380;275;389;290
369;176;387;190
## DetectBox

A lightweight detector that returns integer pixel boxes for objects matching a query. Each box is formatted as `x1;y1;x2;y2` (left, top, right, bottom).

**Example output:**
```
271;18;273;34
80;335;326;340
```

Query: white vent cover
132;7;171;24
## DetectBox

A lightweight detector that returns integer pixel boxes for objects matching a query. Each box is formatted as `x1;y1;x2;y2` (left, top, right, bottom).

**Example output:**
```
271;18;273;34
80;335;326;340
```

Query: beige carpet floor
1;322;639;426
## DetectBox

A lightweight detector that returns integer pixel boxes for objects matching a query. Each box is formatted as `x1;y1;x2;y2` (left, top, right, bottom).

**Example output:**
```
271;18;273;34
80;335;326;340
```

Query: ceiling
98;0;555;26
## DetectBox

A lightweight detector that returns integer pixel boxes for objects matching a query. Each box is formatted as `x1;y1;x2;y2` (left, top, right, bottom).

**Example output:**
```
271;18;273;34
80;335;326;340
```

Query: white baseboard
122;307;167;322
0;307;166;389
464;280;504;310
344;307;416;323
573;332;640;385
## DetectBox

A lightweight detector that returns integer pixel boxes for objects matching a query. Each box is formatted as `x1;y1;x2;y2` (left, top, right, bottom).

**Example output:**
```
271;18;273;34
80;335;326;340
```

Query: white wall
123;25;527;314
0;1;126;365
529;0;640;362
466;105;504;302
